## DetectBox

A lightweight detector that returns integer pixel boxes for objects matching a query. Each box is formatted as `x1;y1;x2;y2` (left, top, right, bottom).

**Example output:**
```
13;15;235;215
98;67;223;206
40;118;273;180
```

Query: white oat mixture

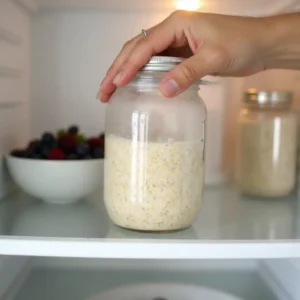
239;114;297;197
104;135;205;231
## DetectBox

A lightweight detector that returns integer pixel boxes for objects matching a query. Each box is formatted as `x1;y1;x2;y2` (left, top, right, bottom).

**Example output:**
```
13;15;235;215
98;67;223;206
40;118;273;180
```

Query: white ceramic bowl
6;155;104;204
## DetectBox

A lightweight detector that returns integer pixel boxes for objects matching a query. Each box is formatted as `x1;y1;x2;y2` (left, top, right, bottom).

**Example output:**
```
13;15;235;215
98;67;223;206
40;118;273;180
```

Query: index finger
112;20;176;87
99;14;177;101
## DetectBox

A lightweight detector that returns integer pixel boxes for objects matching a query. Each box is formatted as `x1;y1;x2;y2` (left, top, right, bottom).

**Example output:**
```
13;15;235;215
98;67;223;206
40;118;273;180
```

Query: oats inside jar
104;135;205;231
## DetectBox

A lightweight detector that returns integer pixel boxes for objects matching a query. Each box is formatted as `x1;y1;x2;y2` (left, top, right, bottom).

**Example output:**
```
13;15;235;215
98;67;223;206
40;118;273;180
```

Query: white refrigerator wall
0;0;32;198
30;10;170;137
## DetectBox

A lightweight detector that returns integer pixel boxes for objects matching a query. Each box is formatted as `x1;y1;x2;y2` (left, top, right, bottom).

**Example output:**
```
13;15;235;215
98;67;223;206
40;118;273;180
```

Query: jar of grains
104;56;207;232
237;89;297;198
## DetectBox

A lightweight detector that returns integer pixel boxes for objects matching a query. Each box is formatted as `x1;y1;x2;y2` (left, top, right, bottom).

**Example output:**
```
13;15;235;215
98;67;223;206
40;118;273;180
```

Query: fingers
160;45;228;97
105;35;142;79
97;73;117;103
112;23;175;87
98;11;229;101
97;35;142;102
98;15;178;102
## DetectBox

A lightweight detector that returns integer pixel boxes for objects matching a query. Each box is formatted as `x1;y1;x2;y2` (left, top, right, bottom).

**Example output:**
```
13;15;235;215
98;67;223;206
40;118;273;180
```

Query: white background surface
0;0;31;200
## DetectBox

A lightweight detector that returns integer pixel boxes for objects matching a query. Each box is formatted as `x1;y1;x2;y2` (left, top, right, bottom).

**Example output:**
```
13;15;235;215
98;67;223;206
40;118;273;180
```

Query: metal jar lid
244;89;293;107
138;55;214;86
140;56;185;72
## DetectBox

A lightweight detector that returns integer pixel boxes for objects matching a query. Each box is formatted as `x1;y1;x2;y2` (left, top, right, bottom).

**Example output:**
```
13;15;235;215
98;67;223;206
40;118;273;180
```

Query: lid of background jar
89;283;245;300
244;88;293;107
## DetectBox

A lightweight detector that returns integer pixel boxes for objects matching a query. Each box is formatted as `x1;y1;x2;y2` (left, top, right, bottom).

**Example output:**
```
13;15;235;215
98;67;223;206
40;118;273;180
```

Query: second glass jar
104;56;207;232
237;89;297;198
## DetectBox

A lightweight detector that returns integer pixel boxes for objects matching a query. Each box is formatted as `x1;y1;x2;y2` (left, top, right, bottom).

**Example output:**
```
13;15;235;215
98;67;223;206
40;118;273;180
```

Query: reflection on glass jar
106;223;198;240
104;56;207;232
237;89;297;198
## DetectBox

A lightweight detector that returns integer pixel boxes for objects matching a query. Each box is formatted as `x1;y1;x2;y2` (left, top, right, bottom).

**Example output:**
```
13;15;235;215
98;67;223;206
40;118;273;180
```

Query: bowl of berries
7;125;105;205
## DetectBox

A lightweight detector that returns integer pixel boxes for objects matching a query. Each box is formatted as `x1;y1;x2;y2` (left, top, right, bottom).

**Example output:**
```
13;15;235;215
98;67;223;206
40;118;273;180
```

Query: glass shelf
0;185;299;259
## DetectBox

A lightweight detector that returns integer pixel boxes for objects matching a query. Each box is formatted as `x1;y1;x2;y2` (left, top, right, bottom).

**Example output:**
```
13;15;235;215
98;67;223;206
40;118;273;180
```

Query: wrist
258;13;300;70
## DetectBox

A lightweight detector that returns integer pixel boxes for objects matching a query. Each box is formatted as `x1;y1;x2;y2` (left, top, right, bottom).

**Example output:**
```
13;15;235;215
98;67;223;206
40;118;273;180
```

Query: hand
98;11;271;102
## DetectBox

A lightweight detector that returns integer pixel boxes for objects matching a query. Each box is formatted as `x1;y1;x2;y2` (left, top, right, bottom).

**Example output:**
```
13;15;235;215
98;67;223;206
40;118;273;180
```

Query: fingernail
161;79;180;97
96;89;101;100
113;71;124;85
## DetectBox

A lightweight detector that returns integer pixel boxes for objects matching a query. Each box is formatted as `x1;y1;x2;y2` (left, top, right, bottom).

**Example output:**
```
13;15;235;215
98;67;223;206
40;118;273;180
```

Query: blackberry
41;132;55;145
66;153;78;160
92;147;104;159
75;143;89;158
48;140;58;149
40;145;53;158
10;149;26;158
68;125;79;135
26;141;41;157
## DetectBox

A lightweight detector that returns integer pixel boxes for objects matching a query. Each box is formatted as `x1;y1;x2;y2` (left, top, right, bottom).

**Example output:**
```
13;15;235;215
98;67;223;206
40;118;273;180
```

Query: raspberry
58;134;77;154
88;137;104;151
48;148;65;160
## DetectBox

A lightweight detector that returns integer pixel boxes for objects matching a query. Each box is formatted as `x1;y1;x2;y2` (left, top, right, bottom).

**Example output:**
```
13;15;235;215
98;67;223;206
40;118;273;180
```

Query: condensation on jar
104;56;207;232
237;89;297;198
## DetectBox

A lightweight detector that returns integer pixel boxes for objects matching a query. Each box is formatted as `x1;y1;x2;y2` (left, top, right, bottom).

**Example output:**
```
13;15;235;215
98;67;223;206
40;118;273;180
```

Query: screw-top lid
140;56;185;72
244;88;293;107
138;56;214;86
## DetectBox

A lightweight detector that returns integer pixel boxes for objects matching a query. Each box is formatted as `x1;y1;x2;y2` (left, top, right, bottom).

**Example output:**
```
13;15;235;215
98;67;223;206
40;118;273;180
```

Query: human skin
97;11;300;102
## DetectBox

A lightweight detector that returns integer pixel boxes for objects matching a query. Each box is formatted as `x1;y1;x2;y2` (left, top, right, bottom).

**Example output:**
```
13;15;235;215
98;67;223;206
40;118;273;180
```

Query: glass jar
104;56;207;232
237;89;297;198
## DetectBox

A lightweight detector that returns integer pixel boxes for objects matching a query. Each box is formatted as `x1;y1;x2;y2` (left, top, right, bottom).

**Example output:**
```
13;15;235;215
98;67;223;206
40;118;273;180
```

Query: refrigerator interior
0;257;296;300
1;0;300;299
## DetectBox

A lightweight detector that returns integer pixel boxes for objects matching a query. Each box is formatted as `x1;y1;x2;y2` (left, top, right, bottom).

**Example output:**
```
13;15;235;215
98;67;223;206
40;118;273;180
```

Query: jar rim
139;56;185;72
138;56;214;85
129;74;201;89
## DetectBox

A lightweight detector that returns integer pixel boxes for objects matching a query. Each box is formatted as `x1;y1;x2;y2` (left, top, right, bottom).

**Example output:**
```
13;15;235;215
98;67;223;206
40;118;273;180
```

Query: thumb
160;45;225;97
